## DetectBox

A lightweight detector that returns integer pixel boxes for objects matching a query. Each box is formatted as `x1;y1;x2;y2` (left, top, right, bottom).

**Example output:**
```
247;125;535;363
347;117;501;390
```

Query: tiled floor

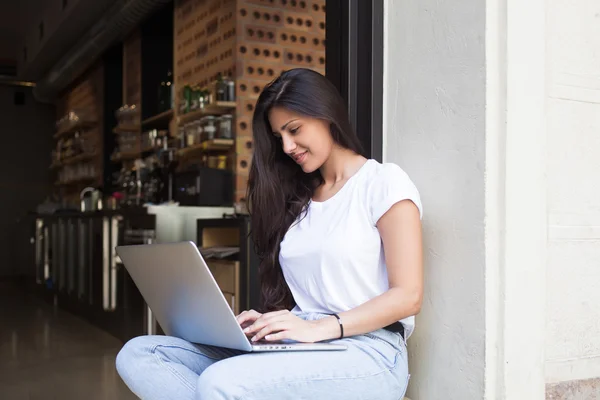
0;281;137;400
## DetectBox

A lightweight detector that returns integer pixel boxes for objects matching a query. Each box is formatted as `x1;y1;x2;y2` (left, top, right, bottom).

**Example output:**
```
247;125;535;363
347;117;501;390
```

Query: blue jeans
115;312;409;399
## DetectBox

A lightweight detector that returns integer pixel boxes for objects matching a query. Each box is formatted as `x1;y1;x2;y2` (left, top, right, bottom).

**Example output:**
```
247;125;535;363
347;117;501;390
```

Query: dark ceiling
0;0;45;64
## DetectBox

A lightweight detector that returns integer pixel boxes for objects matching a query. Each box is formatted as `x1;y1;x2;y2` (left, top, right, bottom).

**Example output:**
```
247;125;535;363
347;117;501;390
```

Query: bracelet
330;313;344;339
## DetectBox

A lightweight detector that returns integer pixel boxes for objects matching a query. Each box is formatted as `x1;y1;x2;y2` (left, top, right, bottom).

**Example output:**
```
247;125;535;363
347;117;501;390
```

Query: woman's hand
241;310;332;343
236;309;263;336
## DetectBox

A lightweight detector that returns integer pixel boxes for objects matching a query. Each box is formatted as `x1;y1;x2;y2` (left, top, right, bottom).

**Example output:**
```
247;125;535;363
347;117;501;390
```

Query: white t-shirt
279;159;423;339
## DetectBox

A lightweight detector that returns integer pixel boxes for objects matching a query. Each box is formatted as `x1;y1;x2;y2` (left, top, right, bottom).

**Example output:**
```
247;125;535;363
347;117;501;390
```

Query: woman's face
268;106;334;173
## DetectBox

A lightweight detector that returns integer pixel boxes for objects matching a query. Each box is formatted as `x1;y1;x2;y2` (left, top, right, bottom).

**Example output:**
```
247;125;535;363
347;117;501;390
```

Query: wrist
314;315;343;341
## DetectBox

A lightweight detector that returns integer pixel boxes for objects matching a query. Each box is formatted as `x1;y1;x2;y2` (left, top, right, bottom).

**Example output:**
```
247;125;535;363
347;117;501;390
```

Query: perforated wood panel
174;0;237;107
234;0;326;204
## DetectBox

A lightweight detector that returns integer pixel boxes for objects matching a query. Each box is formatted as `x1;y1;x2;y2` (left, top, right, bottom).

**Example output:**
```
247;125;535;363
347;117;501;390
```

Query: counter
26;205;234;342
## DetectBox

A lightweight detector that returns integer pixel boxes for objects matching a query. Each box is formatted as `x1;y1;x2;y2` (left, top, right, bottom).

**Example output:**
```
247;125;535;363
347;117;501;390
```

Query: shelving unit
177;102;236;125
112;125;141;134
196;217;260;315
142;109;173;127
177;139;234;157
53;120;97;139
111;151;141;163
54;176;98;187
51;152;97;169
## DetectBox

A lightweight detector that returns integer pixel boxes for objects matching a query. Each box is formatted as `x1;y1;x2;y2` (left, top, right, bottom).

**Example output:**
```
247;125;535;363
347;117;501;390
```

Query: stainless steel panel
77;219;86;299
51;223;58;288
67;220;76;294
109;216;121;310
43;226;49;281
58;220;66;291
35;219;43;284
102;217;110;310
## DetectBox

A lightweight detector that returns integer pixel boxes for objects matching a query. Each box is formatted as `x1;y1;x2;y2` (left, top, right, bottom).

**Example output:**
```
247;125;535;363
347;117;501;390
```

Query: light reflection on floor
0;281;137;399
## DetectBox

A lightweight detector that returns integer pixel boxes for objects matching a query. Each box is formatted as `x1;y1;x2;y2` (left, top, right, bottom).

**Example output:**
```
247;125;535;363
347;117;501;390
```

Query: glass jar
185;123;195;146
203;116;217;140
193;120;203;144
217;155;227;169
208;156;218;169
219;114;233;138
178;126;185;148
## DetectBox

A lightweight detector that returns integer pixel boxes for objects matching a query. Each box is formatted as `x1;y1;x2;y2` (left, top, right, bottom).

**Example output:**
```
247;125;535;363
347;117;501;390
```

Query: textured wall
545;0;600;386
382;1;486;398
234;0;325;203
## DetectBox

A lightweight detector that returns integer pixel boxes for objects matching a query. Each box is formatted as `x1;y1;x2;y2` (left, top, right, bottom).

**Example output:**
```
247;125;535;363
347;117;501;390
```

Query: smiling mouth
292;152;308;164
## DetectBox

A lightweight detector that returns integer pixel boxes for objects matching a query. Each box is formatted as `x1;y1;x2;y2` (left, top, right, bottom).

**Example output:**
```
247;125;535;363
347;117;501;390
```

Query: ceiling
0;0;45;64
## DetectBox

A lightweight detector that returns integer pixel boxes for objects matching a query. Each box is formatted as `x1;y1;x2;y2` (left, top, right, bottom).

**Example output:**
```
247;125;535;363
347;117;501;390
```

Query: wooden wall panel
123;30;142;109
234;0;326;204
174;0;237;109
55;62;104;198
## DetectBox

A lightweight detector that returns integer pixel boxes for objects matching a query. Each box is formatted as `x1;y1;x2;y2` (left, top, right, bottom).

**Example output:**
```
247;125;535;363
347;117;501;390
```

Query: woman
116;68;423;400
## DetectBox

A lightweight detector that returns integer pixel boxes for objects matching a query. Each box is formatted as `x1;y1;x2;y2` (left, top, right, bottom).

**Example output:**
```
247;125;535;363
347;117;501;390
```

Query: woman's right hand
236;309;263;335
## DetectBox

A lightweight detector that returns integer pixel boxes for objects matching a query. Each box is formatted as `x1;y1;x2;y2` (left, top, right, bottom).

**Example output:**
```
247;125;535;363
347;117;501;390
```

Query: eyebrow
280;119;299;131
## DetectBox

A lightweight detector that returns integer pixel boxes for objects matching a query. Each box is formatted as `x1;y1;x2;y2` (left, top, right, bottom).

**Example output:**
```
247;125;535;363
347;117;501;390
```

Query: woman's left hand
243;310;326;343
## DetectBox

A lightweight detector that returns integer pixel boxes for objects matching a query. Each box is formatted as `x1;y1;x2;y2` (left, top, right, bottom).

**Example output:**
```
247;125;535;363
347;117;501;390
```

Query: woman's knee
115;335;158;380
196;362;243;400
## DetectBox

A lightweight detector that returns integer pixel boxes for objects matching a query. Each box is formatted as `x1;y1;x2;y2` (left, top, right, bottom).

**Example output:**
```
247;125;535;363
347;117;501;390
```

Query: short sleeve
369;163;423;224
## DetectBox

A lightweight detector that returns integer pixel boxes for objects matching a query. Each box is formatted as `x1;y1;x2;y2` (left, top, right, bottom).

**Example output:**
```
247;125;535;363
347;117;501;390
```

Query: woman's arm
245;199;423;343
315;198;423;340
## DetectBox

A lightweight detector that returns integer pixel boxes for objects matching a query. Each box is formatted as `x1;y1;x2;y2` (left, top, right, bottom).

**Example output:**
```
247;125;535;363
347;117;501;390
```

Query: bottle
183;85;192;113
158;80;167;112
226;78;235;102
216;73;226;101
166;70;174;110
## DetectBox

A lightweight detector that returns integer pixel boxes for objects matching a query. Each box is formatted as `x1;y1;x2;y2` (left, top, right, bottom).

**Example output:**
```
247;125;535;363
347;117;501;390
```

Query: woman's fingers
264;331;290;341
251;322;288;342
236;309;262;325
244;310;291;334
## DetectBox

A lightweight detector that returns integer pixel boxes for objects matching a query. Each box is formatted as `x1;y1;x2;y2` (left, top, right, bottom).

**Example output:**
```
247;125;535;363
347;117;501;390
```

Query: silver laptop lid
116;241;253;352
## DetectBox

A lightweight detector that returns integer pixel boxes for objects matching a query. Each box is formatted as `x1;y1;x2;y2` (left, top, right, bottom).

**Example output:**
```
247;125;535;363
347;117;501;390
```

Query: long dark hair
247;68;364;312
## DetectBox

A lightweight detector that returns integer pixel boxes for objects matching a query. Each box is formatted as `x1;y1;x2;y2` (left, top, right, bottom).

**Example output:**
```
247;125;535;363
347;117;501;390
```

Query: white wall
384;0;549;398
545;0;600;384
382;1;487;398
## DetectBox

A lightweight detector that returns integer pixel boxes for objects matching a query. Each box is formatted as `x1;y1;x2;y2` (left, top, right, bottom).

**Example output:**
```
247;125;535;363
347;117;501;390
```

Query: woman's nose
281;135;296;154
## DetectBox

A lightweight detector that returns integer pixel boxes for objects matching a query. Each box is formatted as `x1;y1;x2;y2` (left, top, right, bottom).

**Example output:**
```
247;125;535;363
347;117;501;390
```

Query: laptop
115;241;347;352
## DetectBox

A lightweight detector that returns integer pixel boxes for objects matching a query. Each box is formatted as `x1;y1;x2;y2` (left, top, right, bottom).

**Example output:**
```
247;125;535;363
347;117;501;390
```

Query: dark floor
0;281;137;400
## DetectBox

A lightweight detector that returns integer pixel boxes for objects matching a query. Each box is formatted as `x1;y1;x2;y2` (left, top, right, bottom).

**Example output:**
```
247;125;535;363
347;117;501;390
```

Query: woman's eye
290;127;299;134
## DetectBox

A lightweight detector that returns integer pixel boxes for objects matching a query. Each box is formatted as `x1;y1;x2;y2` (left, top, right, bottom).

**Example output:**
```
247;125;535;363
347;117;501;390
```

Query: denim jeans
115;312;409;400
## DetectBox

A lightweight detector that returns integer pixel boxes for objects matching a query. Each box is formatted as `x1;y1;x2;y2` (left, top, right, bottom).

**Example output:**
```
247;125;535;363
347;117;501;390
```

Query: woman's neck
319;147;367;186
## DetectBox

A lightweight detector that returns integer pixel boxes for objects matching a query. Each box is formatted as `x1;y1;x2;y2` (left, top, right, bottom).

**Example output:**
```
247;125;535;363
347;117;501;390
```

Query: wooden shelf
141;145;161;153
110;144;164;163
54;176;97;187
177;139;234;157
177;102;236;125
111;151;141;163
54;120;96;139
113;125;141;134
50;153;97;169
142;109;173;126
